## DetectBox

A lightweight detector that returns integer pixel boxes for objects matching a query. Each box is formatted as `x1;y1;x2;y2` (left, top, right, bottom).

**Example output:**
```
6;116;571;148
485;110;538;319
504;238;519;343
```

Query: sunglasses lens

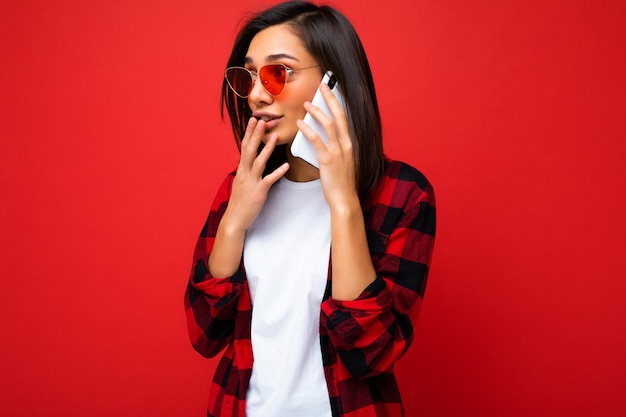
259;64;287;95
226;68;253;97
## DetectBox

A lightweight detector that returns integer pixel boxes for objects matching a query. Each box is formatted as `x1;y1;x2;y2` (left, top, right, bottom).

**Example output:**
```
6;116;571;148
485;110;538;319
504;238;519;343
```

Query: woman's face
245;24;322;145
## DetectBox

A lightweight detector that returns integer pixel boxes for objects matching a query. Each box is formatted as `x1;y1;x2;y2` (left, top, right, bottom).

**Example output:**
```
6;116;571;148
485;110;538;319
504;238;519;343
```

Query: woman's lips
256;115;283;130
265;117;283;130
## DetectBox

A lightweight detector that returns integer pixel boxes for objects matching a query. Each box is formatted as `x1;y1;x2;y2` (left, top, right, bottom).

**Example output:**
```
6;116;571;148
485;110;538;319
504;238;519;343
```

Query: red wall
1;1;625;416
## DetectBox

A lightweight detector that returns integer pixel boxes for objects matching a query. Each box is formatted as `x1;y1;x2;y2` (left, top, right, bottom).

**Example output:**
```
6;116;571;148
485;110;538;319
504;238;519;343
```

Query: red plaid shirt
185;158;436;417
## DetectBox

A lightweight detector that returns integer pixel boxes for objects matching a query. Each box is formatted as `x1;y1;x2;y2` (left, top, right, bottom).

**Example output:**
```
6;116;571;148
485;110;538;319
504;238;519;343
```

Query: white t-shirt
244;177;332;417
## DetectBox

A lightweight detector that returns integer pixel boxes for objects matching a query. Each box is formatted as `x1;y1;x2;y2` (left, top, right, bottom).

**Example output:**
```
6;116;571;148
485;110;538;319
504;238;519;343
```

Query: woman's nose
247;75;273;106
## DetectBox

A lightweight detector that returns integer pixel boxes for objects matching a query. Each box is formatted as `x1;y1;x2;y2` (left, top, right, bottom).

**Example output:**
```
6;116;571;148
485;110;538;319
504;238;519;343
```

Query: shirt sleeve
320;166;436;378
184;172;244;358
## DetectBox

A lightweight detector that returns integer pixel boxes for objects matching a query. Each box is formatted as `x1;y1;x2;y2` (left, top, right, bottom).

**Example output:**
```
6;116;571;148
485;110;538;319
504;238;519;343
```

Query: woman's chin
262;131;297;147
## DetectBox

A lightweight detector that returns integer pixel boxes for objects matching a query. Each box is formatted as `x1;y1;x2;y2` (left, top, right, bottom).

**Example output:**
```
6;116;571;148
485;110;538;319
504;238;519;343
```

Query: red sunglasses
225;63;320;98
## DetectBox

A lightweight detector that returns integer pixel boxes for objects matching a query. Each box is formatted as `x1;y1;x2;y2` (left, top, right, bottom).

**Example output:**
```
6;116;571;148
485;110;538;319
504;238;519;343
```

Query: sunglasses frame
225;63;321;98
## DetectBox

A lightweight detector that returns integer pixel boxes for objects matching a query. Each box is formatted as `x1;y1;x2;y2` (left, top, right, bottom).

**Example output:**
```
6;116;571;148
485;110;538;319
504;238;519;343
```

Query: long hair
221;1;384;202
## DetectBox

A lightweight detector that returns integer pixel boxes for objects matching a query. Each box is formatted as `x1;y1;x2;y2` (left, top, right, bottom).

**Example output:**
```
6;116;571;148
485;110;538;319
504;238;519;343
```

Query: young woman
185;2;436;416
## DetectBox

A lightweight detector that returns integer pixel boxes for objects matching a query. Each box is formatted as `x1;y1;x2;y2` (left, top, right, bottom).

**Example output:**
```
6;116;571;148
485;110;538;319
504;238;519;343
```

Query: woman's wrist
208;211;246;278
328;193;362;219
220;206;249;237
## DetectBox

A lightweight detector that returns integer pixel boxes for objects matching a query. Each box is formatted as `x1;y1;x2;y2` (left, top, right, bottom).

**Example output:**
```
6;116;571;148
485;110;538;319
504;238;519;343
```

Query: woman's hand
226;117;289;231
296;82;359;212
208;117;289;278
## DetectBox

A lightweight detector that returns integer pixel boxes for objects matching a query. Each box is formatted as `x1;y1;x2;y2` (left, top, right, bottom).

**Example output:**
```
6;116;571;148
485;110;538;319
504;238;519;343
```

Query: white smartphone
291;71;347;168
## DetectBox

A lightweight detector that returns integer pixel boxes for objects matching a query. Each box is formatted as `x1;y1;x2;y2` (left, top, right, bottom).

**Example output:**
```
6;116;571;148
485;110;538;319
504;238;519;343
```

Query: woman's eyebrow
244;53;300;64
266;53;300;62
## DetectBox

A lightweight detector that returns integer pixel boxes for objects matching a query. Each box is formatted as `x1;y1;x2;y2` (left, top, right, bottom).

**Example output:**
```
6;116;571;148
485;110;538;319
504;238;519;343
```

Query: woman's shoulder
381;157;434;195
365;157;436;237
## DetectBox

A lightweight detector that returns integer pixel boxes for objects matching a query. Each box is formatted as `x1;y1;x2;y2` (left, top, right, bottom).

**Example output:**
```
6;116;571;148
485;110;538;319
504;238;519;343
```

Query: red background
1;0;625;416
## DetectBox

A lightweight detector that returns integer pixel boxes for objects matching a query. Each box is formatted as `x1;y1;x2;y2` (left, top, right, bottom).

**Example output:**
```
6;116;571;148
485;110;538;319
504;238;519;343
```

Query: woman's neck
285;150;320;182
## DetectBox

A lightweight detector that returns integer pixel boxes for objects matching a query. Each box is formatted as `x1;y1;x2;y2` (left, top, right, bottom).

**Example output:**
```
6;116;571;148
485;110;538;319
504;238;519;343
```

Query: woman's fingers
296;117;328;156
298;84;353;167
239;120;287;186
240;117;266;168
319;83;349;139
263;162;290;186
252;133;280;175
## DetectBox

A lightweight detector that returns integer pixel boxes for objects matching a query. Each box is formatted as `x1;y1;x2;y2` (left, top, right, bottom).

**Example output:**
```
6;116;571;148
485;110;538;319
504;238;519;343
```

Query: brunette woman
185;2;436;416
